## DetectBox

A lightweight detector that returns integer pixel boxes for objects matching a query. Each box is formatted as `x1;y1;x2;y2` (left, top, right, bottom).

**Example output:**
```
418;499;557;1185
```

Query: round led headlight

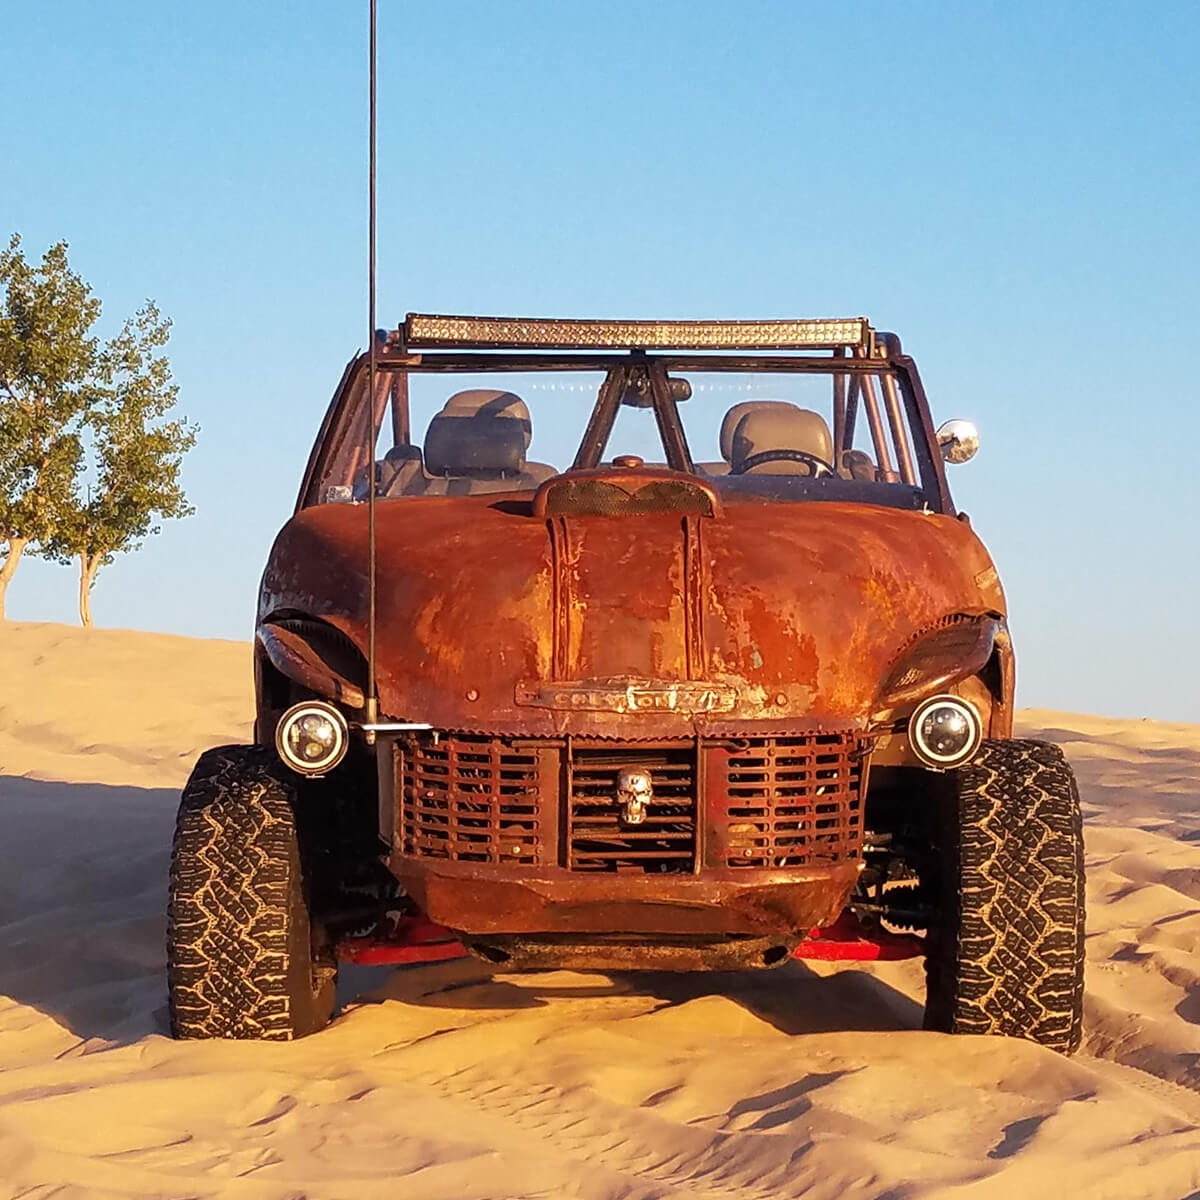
908;694;983;769
275;700;349;776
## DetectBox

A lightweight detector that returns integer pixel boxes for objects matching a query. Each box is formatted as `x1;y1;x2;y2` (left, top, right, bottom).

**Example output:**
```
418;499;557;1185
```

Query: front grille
399;733;541;864
396;731;864;874
718;734;863;868
567;745;697;873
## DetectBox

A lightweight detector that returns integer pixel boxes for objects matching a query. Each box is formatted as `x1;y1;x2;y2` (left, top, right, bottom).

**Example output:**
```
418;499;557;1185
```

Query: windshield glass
304;362;935;509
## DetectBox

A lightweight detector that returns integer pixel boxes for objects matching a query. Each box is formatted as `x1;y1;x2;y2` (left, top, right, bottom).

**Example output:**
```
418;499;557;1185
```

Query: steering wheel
733;448;835;477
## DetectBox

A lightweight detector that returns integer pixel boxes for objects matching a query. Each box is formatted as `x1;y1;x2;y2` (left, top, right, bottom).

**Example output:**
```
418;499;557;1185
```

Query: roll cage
297;316;954;514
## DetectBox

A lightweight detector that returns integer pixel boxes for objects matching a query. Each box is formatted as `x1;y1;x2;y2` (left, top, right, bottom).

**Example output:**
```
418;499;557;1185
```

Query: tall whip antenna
365;0;379;733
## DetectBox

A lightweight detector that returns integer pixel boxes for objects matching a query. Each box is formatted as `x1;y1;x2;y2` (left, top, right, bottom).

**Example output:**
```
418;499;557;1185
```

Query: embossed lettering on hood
516;678;737;714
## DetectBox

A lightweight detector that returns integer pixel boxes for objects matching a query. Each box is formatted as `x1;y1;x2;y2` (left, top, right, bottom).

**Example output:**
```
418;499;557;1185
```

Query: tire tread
167;745;334;1040
924;739;1085;1053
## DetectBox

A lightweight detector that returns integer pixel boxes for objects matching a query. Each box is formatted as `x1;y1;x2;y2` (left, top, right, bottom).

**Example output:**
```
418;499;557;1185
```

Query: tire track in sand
408;1063;831;1200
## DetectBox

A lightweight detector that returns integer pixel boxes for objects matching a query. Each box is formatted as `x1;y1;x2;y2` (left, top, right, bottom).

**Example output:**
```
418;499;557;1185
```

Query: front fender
873;614;1003;717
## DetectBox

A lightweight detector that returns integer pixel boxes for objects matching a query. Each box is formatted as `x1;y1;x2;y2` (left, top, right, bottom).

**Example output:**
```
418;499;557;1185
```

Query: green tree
0;234;195;624
0;235;99;617
46;302;197;626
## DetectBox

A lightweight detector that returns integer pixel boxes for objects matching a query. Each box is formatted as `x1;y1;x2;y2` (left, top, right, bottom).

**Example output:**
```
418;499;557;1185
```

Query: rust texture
460;934;802;972
394;854;859;938
533;465;720;519
379;724;865;938
258;330;1013;959
259;495;1006;739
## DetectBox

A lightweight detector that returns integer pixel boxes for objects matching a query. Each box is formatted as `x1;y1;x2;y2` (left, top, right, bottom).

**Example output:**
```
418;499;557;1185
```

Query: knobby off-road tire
923;739;1085;1054
167;745;336;1040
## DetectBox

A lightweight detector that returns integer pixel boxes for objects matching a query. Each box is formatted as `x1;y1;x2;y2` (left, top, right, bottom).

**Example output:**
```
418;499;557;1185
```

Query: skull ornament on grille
617;768;653;825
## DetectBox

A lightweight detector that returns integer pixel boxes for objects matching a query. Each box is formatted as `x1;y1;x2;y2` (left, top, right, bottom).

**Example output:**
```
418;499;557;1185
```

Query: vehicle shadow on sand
340;944;924;1038
0;774;921;1048
0;775;179;1047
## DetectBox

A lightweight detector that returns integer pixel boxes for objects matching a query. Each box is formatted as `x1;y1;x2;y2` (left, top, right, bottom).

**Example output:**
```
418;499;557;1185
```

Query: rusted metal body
256;318;1013;968
261;494;1006;739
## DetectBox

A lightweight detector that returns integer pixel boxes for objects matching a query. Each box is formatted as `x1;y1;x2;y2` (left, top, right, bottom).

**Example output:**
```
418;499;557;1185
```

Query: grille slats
398;731;864;874
567;746;698;874
719;734;862;868
400;734;542;864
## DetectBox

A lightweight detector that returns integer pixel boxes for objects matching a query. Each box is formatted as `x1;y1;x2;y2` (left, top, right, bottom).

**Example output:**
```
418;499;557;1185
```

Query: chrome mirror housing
936;419;979;464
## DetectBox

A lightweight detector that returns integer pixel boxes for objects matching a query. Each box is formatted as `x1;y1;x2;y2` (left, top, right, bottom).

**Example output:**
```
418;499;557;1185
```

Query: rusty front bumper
388;854;860;939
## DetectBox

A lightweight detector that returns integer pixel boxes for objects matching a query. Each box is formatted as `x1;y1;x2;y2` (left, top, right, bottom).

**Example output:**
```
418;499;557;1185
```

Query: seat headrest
731;408;834;475
424;410;527;478
441;389;532;449
719;400;801;463
383;443;422;466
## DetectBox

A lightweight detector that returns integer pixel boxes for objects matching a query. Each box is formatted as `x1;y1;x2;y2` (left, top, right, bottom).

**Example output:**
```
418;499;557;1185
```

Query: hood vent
534;470;720;518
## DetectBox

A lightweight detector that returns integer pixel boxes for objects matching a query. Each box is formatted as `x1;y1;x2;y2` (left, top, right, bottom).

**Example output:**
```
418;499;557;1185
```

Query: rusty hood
259;494;1006;737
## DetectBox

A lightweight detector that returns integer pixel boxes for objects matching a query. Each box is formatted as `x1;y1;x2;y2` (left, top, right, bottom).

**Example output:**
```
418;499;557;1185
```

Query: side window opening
841;371;920;486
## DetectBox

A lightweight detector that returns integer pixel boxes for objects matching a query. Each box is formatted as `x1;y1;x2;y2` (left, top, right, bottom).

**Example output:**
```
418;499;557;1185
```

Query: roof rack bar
374;352;897;373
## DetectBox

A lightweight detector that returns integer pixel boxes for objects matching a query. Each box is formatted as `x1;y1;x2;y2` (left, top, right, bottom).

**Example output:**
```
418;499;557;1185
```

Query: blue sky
2;1;1197;720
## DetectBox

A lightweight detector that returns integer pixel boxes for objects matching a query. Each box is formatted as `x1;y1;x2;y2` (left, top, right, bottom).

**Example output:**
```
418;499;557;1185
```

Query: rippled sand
1;622;1197;1199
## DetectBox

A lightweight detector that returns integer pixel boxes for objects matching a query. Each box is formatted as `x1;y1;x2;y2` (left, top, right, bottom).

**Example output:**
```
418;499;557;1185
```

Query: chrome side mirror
936;419;979;465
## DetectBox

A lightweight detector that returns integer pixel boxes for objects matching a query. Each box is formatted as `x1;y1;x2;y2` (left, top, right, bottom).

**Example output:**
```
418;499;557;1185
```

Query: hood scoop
533;465;721;518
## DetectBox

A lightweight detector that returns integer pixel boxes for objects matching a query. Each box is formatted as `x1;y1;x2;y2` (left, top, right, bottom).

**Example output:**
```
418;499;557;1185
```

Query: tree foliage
0;234;196;623
45;302;197;625
0;235;100;615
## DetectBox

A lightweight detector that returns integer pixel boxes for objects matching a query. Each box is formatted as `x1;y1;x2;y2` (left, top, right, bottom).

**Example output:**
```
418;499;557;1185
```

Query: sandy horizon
2;620;1199;1198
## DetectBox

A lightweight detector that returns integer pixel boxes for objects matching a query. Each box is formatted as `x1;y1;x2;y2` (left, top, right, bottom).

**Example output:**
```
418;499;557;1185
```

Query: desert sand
1;620;1198;1199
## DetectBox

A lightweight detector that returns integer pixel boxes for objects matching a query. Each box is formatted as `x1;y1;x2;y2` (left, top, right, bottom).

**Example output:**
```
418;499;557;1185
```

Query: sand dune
1;621;1198;1198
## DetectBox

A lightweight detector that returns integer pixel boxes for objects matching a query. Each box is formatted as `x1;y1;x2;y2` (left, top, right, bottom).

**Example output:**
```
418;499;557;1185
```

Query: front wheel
167;745;336;1040
923;739;1085;1054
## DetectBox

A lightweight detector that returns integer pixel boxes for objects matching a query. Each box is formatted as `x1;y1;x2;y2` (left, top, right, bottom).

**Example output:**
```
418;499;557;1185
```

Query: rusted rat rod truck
167;315;1085;1052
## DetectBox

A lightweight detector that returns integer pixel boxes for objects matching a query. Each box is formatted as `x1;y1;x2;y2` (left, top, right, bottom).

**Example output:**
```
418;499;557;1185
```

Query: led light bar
404;313;872;352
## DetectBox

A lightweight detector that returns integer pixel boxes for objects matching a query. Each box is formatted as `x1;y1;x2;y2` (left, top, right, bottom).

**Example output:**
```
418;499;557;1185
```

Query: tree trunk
79;553;101;627
0;537;29;620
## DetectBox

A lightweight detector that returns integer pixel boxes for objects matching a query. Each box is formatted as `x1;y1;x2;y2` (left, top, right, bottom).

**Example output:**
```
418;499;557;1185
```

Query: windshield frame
296;348;953;515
